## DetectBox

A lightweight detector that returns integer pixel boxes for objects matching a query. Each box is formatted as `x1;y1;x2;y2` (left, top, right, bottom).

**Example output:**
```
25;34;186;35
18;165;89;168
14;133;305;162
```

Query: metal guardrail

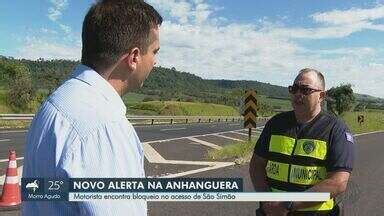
128;115;243;125
0;114;270;125
0;114;35;120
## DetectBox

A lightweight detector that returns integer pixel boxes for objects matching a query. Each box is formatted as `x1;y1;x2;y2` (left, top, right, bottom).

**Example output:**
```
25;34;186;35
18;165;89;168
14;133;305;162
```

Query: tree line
1;56;379;115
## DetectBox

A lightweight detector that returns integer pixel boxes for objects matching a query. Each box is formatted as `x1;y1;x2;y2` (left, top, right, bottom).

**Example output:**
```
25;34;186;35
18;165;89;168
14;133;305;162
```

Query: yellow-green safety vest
261;112;337;213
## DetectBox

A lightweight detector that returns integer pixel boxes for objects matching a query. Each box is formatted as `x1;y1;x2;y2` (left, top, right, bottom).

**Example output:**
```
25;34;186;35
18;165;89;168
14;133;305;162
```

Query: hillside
0;56;290;107
1;56;383;113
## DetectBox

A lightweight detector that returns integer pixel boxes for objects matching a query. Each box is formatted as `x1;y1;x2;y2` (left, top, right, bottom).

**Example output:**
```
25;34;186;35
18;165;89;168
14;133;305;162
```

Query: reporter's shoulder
46;80;117;137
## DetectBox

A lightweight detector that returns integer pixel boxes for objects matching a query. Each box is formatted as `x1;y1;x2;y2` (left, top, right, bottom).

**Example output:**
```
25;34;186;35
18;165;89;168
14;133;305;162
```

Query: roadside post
358;114;365;126
244;90;257;141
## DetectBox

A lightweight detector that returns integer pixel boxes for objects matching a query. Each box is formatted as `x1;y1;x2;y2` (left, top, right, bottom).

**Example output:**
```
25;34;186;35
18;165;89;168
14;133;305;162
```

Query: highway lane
0;122;258;184
0;121;265;180
341;132;384;215
0;120;266;160
149;132;384;216
2;122;382;215
0;120;264;214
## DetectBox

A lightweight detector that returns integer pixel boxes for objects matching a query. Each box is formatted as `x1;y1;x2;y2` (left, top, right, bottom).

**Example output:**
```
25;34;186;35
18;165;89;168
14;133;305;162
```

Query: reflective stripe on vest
290;164;327;185
269;135;327;160
266;161;327;185
269;135;295;155
270;187;334;212
266;161;289;182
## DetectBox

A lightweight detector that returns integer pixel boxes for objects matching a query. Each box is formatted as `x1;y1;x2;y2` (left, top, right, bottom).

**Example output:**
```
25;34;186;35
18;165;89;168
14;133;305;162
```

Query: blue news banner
22;178;243;202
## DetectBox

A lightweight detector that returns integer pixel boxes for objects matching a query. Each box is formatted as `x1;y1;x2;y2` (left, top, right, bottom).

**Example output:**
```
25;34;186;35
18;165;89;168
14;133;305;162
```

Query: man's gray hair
297;68;325;90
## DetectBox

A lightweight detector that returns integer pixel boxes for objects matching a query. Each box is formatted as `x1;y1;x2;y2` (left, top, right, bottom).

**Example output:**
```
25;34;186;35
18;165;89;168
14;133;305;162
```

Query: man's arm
288;171;350;211
261;171;350;214
250;119;272;192
249;153;269;192
250;153;288;215
288;119;354;211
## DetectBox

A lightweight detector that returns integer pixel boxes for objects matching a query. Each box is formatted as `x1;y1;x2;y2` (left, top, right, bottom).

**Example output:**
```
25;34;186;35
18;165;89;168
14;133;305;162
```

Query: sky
1;0;384;98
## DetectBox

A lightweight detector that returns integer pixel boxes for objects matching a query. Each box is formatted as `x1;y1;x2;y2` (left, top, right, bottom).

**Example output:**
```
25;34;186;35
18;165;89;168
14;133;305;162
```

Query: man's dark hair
297;68;325;90
81;0;162;71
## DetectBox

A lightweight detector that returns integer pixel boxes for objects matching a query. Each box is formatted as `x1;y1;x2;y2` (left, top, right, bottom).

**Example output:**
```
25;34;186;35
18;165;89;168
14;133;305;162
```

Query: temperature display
48;180;64;191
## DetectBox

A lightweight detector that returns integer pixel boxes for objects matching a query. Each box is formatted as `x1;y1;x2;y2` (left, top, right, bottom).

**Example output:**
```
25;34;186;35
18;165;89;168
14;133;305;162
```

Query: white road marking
142;143;166;163
158;160;226;166
187;137;222;150
0;130;28;134
241;127;264;132
144;128;251;144
0;139;11;142
235;130;248;134
4;128;383;181
160;162;234;178
228;131;249;136
354;131;384;137
242;128;263;131
160;127;186;131
214;134;245;142
0;127;267;183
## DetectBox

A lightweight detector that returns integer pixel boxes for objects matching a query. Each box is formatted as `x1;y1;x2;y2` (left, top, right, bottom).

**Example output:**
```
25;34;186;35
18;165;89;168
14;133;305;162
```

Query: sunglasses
288;84;323;95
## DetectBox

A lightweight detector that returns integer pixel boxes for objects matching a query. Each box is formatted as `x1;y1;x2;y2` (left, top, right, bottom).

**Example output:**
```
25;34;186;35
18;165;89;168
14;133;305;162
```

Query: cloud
41;28;58;35
48;8;62;22
47;0;71;36
266;23;368;39
47;0;68;22
263;4;384;39
15;0;76;62
17;37;81;60
13;0;384;97
311;5;384;25
147;0;384;97
305;47;376;57
59;24;71;34
147;0;215;24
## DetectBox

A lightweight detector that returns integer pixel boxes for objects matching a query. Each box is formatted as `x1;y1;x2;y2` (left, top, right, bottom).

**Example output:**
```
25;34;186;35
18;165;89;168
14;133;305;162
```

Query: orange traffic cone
0;150;21;207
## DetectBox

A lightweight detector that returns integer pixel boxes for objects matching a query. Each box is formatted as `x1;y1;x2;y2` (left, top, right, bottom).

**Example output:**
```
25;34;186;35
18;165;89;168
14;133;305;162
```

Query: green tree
354;102;367;112
3;61;36;111
35;67;62;94
0;59;25;85
326;84;355;115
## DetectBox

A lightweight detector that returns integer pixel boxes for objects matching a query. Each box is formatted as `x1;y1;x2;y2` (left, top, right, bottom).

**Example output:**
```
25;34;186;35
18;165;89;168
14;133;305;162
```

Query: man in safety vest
249;68;354;215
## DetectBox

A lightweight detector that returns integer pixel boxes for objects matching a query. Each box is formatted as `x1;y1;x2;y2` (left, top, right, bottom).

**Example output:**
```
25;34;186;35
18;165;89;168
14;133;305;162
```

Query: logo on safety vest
303;141;315;154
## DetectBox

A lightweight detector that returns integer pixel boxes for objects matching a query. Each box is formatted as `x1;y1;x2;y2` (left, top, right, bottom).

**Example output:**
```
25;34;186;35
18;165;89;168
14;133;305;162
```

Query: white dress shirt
22;64;146;216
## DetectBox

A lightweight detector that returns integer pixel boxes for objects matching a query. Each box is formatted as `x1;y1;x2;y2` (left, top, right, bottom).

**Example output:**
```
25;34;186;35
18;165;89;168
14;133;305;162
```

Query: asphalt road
149;132;384;216
0;120;263;215
0;121;263;178
0;122;383;215
0;121;248;160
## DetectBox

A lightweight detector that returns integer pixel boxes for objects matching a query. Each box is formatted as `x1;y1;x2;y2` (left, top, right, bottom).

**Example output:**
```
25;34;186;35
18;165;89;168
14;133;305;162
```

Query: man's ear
122;47;141;71
319;91;326;102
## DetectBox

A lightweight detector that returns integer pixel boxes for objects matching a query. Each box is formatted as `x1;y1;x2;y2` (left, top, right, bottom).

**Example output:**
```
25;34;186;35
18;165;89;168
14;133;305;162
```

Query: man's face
135;27;160;88
290;72;324;114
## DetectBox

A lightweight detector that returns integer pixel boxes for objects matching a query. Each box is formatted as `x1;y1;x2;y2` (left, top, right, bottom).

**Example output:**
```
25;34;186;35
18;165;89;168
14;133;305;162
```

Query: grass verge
208;111;384;162
0;120;31;129
131;101;240;116
341;111;384;134
207;137;258;162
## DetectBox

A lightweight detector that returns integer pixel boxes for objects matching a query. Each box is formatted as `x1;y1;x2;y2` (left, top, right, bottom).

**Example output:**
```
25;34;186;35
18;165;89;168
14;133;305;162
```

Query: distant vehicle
26;180;39;192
